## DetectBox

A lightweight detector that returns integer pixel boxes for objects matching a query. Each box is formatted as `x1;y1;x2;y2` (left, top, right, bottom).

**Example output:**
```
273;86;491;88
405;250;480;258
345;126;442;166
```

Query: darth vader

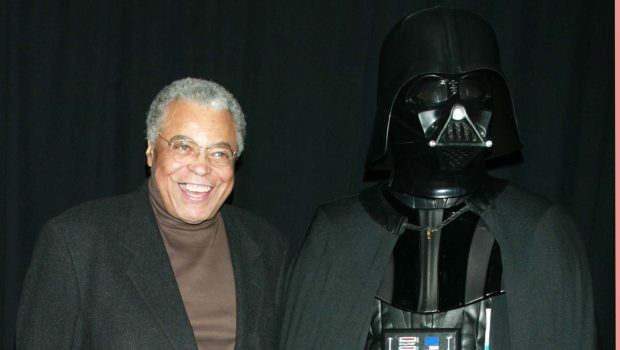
281;7;597;350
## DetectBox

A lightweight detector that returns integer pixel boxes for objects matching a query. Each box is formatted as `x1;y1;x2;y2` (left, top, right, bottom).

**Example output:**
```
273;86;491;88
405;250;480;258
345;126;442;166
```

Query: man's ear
146;143;154;167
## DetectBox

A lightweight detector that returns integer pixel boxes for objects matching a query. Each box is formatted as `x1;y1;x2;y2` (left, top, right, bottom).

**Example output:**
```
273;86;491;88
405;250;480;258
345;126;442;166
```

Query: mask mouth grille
439;148;481;170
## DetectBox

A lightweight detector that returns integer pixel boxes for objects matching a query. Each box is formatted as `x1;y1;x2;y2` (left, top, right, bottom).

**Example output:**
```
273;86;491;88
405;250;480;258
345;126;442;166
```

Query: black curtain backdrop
1;0;613;348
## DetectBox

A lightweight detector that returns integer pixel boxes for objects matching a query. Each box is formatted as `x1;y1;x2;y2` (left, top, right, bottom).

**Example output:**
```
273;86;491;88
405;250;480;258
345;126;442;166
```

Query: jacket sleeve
16;222;83;349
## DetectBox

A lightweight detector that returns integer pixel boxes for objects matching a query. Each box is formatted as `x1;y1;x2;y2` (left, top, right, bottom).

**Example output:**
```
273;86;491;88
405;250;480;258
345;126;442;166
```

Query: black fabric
280;183;597;349
1;1;613;349
15;182;290;349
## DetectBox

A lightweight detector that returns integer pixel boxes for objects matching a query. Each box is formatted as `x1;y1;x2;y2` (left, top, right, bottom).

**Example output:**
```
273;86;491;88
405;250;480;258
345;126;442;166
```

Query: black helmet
366;6;521;170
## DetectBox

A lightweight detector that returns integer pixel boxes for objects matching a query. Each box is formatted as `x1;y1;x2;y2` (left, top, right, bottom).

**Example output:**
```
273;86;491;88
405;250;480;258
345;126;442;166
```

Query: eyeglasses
158;134;237;167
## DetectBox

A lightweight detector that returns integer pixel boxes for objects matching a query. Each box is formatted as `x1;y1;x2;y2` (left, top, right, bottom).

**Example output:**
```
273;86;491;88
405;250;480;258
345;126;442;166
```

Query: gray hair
145;77;247;155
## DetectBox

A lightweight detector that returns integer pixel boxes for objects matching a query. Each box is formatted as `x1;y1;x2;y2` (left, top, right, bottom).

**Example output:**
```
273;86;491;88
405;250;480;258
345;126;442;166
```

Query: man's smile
179;183;214;200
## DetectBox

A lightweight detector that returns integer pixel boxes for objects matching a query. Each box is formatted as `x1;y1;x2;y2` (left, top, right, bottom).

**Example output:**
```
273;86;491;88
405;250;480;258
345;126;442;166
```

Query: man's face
146;99;237;224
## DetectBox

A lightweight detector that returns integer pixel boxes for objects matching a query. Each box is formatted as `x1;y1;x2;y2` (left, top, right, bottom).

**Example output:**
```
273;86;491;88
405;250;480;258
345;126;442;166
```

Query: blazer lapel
221;206;264;349
120;185;197;349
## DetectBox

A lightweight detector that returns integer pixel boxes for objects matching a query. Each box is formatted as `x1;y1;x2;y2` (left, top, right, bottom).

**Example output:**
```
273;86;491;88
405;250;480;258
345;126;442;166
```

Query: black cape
280;183;597;349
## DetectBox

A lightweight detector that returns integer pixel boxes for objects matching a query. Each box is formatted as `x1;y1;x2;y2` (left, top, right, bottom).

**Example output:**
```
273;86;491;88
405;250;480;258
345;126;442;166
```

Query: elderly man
16;78;289;349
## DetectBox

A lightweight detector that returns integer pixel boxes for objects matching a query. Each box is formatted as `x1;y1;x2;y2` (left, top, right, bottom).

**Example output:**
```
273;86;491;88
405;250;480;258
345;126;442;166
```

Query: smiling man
16;78;290;350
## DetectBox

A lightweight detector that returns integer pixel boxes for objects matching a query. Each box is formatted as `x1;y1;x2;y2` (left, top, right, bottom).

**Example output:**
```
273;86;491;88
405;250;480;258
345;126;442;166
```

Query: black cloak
280;183;597;349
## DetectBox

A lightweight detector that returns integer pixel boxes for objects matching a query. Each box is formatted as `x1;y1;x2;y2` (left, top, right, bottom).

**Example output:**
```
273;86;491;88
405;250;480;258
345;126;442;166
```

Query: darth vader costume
280;7;597;350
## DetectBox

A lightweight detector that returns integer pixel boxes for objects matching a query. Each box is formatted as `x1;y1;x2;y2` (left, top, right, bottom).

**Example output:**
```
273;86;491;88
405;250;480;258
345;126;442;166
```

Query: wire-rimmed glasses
158;134;237;167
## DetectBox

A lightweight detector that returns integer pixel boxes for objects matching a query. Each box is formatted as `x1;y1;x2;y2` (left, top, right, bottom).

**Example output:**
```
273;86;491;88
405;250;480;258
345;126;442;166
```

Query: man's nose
187;150;213;175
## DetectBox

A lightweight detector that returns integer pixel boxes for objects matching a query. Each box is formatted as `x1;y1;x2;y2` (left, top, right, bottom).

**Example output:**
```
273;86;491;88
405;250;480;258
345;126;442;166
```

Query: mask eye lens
405;77;449;106
459;75;491;101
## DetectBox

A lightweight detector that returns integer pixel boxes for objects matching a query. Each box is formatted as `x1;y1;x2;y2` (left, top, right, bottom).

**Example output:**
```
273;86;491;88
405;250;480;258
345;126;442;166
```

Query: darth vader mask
366;7;521;198
392;71;495;163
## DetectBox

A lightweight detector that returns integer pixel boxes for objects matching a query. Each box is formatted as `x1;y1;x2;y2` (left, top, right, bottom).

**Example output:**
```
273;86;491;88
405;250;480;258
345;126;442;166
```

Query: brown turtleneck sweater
148;178;236;350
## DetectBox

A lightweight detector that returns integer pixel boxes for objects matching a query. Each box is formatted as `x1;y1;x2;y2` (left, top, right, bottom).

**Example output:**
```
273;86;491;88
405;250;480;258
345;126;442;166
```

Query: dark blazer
16;183;290;349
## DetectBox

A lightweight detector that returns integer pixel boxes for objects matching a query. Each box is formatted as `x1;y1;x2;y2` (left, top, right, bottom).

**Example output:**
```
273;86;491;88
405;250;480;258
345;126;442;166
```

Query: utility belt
382;328;461;350
366;295;509;350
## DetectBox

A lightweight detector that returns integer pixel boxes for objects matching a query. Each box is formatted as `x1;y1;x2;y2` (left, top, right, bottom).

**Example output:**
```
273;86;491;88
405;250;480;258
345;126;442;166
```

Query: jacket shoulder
42;188;146;249
48;191;136;228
